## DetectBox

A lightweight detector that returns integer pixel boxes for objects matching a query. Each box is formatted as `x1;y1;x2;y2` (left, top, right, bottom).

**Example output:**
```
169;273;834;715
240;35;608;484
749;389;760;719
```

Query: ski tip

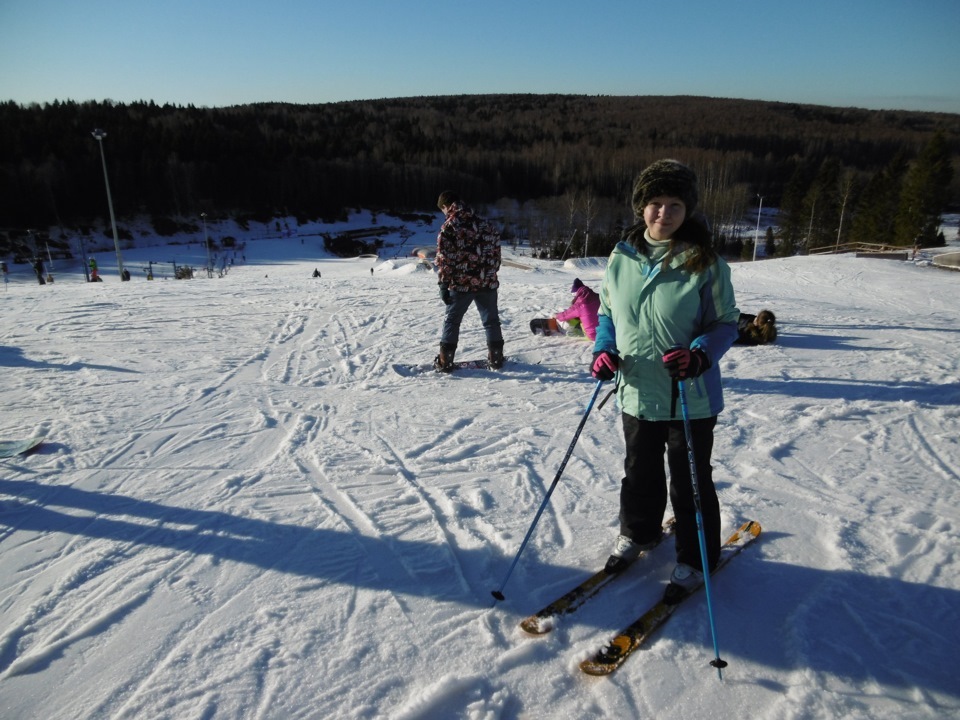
519;616;554;635
491;590;506;602
729;519;762;543
579;658;618;677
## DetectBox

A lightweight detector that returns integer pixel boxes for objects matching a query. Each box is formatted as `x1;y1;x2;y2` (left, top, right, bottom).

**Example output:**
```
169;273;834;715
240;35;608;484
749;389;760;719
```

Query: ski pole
491;379;604;602
677;377;728;679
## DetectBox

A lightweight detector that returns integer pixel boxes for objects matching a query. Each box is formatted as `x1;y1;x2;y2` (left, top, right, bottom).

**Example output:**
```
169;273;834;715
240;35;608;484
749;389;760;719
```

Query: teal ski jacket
594;239;739;421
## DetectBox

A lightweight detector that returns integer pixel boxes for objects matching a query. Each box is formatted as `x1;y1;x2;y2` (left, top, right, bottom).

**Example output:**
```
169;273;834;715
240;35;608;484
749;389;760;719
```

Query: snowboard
530;318;560;336
392;359;498;377
0;436;45;458
530;317;586;338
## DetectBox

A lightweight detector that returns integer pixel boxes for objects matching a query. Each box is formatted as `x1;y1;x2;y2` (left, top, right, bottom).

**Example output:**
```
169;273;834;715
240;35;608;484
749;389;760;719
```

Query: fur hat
631;159;699;217
571;278;583;292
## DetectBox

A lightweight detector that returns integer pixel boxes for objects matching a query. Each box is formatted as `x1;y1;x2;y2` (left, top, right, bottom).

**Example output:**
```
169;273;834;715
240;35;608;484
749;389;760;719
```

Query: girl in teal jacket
590;159;739;599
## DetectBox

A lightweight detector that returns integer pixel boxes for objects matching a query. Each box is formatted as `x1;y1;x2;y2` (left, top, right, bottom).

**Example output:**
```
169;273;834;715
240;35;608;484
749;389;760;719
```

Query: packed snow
2;213;959;720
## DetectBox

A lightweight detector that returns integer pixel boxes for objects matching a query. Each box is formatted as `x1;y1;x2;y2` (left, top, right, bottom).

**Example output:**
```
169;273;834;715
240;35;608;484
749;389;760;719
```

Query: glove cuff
692;348;711;371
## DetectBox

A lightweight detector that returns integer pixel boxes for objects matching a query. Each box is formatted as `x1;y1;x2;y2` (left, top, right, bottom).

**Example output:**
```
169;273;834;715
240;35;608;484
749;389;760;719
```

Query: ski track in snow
1;232;960;719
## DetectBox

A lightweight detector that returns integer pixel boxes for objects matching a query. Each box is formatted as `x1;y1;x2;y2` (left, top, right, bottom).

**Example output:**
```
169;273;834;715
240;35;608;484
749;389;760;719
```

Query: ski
579;519;761;677
520;518;676;635
391;358;498;377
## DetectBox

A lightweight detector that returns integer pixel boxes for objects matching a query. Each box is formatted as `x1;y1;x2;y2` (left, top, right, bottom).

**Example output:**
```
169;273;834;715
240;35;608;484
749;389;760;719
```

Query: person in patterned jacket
434;191;504;371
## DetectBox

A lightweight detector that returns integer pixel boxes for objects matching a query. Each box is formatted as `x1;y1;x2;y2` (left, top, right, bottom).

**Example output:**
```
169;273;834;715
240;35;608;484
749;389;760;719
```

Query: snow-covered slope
1;228;959;719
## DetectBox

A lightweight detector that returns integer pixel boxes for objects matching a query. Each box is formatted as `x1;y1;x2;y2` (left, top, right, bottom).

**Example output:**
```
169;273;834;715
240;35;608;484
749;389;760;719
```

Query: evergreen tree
893;131;954;246
848;152;908;246
777;232;796;257
805;158;842;251
764;226;776;257
779;159;818;253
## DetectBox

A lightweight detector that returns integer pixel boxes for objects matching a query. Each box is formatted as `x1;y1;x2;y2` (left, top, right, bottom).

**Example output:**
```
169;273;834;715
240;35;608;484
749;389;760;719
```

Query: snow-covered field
2;217;959;719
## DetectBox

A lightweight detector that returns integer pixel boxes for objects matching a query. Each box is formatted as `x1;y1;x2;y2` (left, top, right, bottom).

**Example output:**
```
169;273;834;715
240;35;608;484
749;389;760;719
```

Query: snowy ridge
1;231;959;719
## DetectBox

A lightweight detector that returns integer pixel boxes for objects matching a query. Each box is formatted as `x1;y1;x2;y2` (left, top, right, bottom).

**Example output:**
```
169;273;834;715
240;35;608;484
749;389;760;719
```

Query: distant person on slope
735;310;777;345
433;191;504;371
590;159;739;604
33;258;46;285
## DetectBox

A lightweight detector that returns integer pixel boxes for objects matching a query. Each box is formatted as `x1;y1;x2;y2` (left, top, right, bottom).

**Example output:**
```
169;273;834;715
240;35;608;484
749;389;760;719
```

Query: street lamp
201;212;212;278
91;129;127;280
752;195;764;262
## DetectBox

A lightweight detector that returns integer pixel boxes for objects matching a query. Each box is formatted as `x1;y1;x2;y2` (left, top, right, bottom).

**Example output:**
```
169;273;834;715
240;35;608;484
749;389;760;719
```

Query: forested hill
2;94;958;251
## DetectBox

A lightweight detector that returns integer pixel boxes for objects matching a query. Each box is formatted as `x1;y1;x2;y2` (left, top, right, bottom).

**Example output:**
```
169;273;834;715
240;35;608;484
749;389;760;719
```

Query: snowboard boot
487;341;505;370
434;343;457;373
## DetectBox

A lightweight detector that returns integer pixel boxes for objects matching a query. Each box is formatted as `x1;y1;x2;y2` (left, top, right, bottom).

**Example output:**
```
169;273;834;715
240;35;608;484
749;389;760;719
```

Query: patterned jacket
435;202;501;292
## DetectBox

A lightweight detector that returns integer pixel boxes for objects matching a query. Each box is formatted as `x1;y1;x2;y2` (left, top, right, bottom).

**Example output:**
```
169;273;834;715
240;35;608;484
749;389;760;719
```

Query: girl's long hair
743;310;778;344
621;212;717;274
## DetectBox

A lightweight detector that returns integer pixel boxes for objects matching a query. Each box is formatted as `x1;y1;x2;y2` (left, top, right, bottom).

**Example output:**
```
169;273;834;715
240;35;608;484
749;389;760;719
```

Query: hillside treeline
1;94;958;256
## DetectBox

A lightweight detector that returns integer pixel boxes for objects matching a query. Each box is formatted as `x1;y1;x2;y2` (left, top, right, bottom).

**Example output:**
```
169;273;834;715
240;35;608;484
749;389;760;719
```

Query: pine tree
804;158;842;252
848;152;907;246
777;232;796;258
779;160;818;252
764;226;776;257
893;131;953;246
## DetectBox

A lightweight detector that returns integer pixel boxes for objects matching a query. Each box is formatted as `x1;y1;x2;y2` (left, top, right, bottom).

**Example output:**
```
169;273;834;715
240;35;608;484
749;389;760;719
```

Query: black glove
439;284;453;305
591;351;619;381
662;347;710;379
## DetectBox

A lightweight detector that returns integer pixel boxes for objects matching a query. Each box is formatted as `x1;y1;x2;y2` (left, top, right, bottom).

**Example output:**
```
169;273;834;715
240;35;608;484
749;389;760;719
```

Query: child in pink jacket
555;278;601;340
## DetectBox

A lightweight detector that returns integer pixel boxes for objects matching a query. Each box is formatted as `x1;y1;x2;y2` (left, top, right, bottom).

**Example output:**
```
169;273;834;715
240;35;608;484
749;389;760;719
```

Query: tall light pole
752;195;764;262
201;212;212;278
91;129;127;280
79;233;90;282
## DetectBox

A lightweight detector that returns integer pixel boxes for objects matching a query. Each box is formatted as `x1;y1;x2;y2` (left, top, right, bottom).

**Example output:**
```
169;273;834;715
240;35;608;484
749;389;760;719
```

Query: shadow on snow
0;346;139;374
1;480;958;700
726;376;960;406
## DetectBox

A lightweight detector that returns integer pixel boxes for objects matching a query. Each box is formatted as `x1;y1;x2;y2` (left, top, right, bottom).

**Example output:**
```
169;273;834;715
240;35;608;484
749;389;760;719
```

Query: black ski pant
619;412;721;572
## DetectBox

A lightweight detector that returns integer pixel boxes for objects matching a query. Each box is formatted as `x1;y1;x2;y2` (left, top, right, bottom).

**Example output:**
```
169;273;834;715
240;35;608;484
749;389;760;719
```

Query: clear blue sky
2;0;958;113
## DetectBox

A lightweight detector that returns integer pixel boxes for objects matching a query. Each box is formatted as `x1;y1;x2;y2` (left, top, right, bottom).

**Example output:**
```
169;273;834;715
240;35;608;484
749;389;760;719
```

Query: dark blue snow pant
440;288;503;348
